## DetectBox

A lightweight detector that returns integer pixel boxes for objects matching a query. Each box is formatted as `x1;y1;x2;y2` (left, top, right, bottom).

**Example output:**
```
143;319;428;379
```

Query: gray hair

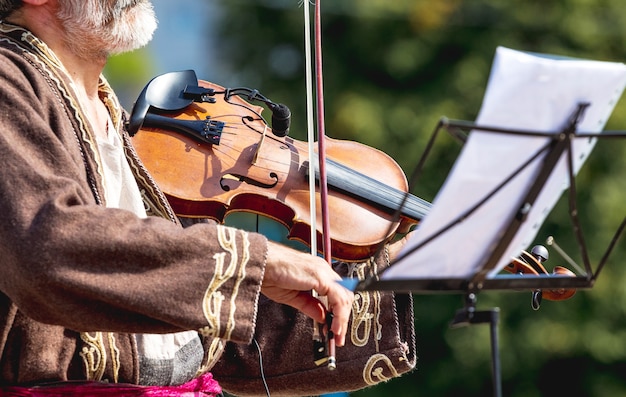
0;0;22;19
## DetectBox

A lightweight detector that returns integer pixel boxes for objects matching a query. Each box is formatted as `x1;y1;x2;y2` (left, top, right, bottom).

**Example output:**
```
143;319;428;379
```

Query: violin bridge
251;125;269;165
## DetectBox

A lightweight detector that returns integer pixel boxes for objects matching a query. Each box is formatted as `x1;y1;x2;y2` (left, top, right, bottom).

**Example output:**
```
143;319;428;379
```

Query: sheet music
382;46;626;282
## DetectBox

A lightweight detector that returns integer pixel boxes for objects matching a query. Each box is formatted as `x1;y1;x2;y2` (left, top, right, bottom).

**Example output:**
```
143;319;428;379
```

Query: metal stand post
450;293;502;397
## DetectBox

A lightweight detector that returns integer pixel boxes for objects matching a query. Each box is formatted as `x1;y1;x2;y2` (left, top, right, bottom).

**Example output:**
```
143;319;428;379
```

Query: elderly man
0;1;415;395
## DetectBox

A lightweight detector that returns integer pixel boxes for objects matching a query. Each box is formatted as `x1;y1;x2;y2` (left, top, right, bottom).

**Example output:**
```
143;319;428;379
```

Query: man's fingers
282;290;327;324
269;288;352;347
262;241;355;347
326;287;353;346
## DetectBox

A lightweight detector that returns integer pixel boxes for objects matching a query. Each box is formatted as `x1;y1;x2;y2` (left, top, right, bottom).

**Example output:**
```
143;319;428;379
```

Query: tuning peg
529;245;548;310
530;245;549;263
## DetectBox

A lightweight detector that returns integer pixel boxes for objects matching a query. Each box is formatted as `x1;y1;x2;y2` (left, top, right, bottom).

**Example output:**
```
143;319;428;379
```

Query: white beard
57;0;158;59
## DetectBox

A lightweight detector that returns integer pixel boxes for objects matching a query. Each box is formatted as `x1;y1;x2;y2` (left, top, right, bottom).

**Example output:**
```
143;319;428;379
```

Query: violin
128;70;578;303
128;70;431;261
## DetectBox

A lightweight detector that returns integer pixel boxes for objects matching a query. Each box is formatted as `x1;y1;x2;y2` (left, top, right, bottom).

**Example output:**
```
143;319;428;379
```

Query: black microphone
269;102;291;137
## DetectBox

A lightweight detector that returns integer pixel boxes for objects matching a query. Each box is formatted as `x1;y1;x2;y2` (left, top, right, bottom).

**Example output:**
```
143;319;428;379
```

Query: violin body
130;71;580;302
131;76;428;261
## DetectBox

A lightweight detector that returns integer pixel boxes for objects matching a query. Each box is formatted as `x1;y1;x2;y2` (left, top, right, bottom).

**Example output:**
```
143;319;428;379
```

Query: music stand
350;47;626;397
358;105;626;294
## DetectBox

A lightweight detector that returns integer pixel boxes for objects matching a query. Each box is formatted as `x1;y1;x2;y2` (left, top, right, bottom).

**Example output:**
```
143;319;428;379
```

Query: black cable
253;338;271;397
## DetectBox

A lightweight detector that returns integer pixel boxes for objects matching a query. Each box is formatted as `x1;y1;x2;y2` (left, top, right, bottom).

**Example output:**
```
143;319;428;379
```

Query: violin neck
310;158;431;223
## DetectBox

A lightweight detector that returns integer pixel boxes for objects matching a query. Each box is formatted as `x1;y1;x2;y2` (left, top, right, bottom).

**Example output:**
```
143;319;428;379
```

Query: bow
302;0;336;370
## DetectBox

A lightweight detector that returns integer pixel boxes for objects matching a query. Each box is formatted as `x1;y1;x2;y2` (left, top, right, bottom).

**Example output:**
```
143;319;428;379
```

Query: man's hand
261;241;354;346
387;231;415;263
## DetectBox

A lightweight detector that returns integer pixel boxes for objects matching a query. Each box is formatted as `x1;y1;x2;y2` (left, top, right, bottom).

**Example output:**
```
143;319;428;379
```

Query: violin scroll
504;245;577;310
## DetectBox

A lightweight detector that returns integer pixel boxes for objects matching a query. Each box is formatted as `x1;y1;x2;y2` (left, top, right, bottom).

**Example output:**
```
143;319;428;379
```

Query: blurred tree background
106;1;626;396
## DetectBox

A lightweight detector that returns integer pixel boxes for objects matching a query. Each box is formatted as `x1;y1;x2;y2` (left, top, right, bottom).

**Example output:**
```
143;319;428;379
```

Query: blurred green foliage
104;47;157;108
109;1;626;396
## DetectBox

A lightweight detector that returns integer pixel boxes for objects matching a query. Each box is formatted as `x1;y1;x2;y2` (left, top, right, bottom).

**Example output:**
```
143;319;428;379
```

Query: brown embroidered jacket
0;22;416;396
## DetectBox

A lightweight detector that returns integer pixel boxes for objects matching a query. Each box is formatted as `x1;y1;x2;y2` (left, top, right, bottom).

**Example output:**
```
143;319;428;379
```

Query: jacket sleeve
0;55;267;345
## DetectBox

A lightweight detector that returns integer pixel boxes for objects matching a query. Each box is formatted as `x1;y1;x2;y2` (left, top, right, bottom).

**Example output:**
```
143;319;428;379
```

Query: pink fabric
1;373;222;396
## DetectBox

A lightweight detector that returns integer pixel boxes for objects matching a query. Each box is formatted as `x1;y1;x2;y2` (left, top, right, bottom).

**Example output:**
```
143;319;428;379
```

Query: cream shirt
96;119;202;385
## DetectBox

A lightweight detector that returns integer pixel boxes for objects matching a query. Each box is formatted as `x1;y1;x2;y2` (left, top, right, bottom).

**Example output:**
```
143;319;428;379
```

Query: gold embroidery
362;353;401;386
79;332;107;381
352;292;374;347
195;338;224;377
98;77;122;131
350;261;383;350
199;226;250;339
227;228;249;338
107;333;121;383
78;332;121;382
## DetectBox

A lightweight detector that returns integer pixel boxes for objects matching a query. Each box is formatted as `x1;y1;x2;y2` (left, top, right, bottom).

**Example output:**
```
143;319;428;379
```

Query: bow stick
303;0;336;370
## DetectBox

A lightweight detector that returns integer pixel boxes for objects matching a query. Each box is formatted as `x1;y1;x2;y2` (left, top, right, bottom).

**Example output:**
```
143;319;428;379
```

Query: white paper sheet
383;46;626;281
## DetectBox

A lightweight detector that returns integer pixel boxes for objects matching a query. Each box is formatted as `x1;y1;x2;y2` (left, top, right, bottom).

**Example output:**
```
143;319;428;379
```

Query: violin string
199;96;430;226
218;122;421;209
209;117;416;204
